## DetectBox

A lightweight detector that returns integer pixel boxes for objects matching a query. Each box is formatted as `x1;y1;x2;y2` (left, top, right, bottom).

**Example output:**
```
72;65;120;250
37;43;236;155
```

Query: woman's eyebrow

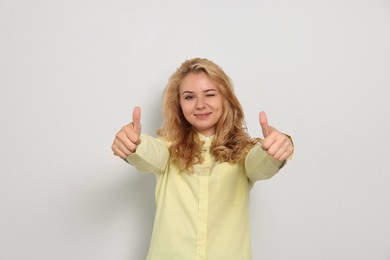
181;89;217;95
181;90;194;95
204;89;217;92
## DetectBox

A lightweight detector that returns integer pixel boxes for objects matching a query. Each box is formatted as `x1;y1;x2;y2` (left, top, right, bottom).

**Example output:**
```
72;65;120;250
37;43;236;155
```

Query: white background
1;0;389;259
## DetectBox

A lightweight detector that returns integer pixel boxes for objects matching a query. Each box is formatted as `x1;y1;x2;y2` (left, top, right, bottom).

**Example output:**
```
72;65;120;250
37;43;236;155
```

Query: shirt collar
197;132;215;147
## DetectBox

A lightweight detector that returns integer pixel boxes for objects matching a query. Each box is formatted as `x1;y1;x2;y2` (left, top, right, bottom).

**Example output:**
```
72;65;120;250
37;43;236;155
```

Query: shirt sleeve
244;143;284;182
125;134;169;174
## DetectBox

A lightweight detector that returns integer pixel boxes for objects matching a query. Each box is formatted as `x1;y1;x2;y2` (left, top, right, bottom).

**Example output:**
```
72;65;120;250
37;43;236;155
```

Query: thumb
259;111;270;137
132;106;142;135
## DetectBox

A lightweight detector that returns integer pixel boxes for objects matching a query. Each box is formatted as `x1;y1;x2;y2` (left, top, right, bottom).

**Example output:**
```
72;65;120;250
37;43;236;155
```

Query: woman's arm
125;134;169;174
112;106;169;174
245;111;294;182
244;144;284;182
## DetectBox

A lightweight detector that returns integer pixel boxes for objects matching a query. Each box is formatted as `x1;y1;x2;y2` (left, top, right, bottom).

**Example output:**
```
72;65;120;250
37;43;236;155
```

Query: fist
112;106;142;159
259;111;294;161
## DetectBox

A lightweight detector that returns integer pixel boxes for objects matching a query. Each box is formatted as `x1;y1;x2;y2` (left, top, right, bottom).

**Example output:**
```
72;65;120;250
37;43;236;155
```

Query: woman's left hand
259;111;294;161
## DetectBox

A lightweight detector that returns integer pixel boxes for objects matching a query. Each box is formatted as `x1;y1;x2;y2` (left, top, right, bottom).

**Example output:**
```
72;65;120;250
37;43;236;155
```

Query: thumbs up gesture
259;111;294;161
112;106;142;159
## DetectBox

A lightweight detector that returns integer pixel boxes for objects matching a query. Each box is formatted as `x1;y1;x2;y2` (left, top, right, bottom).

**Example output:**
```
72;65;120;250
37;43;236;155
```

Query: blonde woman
112;58;294;260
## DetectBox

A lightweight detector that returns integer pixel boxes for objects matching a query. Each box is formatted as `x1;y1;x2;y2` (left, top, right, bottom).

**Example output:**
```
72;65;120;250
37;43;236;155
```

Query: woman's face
179;72;223;136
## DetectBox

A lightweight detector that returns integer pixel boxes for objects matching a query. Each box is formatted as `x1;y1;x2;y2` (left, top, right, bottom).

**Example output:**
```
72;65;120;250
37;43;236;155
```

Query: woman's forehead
179;72;218;92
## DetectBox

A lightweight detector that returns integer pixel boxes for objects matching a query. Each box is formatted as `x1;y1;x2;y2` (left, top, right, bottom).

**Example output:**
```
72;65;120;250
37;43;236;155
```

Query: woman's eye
184;95;194;100
206;94;215;97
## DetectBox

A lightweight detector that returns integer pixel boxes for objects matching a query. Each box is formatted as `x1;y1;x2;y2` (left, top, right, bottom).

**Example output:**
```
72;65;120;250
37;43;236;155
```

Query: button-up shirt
126;133;283;260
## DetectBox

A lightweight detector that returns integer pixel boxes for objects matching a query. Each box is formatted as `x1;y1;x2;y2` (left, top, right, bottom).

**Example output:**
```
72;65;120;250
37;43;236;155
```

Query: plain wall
1;0;389;259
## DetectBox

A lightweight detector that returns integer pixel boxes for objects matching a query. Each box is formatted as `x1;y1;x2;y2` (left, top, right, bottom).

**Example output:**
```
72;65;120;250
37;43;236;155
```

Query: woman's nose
196;97;206;109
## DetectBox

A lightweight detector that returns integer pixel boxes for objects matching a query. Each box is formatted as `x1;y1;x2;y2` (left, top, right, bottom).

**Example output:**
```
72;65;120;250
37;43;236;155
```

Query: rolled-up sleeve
125;134;169;174
244;143;284;182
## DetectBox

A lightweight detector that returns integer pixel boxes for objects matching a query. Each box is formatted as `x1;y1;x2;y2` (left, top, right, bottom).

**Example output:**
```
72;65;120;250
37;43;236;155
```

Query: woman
112;58;294;260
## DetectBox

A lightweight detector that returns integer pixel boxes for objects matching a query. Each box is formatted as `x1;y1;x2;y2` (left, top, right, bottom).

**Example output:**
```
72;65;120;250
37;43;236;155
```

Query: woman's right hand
111;106;142;159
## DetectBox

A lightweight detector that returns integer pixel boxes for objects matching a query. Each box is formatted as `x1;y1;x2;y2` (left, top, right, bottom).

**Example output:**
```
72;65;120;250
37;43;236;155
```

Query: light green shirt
126;133;284;260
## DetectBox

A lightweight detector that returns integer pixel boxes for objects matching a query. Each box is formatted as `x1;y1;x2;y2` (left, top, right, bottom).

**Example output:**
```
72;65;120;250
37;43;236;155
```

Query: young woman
111;58;294;260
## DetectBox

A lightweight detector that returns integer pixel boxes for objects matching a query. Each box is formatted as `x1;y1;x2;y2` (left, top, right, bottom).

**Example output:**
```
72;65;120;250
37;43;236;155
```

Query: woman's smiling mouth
194;112;212;119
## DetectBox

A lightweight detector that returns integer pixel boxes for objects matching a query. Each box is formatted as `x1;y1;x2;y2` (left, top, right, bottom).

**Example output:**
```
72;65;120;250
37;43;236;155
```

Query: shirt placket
195;137;212;260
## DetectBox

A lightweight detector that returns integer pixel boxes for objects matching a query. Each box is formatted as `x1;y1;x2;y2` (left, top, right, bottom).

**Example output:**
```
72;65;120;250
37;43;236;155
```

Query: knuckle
116;132;124;139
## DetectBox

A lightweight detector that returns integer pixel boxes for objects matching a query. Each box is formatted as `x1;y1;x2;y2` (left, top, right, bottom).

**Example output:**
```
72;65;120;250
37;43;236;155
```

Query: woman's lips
194;112;211;119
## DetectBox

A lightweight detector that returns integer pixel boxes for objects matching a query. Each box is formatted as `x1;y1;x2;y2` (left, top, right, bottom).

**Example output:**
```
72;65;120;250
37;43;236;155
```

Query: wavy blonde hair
157;58;259;171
